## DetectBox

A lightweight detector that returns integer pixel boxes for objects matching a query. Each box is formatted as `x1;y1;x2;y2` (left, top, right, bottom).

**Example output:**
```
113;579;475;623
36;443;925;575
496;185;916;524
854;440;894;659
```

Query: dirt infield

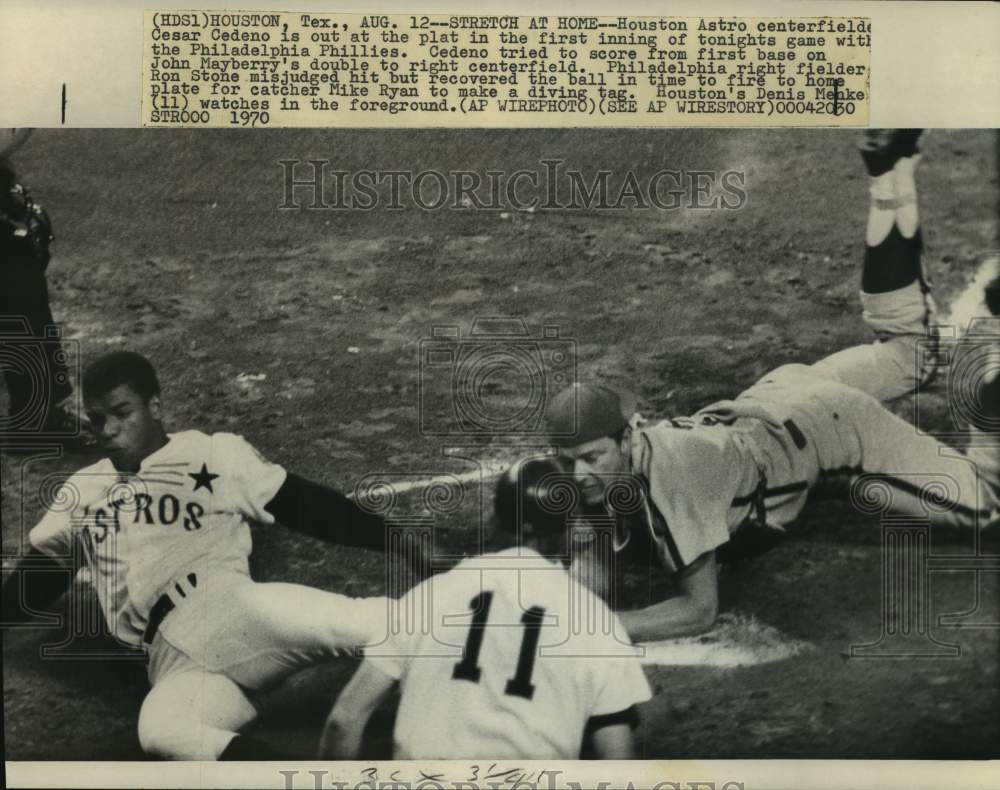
2;129;998;760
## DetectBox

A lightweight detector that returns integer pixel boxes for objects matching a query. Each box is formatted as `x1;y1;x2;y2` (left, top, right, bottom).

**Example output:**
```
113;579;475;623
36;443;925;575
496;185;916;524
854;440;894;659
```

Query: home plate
638;613;813;668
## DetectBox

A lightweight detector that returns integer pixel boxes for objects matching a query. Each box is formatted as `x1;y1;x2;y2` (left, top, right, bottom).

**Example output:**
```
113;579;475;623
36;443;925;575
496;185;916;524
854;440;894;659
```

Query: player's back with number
319;457;651;761
381;550;646;759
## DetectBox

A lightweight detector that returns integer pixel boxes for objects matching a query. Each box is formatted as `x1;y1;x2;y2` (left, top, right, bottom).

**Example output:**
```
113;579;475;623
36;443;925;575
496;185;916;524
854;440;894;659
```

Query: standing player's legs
811;130;935;401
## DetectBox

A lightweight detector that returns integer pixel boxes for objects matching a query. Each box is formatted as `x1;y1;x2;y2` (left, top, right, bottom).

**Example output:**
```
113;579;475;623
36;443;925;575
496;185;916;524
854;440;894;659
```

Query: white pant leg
155;574;389;692
821;380;998;528
811;281;936;402
196;581;389;691
138;667;258;760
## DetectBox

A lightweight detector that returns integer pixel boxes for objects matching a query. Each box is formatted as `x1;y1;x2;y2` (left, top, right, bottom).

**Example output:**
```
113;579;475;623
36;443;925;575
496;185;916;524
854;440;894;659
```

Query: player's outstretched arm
618;550;719;642
265;472;390;552
0;547;74;627
318;659;396;759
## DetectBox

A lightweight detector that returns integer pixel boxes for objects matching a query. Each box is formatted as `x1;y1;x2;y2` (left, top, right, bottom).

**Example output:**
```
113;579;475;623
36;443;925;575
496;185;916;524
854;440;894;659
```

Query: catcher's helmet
494;455;579;536
545;382;638;447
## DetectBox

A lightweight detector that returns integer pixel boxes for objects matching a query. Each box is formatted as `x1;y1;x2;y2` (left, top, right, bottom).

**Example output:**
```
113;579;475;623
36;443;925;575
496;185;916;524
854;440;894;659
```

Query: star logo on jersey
188;463;219;493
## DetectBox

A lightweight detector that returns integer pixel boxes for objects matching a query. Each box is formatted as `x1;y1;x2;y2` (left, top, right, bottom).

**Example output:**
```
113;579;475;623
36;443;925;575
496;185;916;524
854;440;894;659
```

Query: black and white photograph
1;126;998;775
2;2;1000;788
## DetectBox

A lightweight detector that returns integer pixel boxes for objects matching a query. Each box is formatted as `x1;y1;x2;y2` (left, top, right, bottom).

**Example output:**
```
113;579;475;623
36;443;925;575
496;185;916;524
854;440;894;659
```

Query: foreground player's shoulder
548;574;648;710
560;580;650;703
431;554;499;600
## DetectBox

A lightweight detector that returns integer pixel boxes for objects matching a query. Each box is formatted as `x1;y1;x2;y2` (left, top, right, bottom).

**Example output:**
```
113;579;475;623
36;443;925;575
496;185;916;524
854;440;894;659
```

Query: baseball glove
1;167;54;269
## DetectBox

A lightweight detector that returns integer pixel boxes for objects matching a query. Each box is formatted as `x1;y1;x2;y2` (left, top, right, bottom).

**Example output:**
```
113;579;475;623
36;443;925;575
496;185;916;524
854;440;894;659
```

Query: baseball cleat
859;129;923;176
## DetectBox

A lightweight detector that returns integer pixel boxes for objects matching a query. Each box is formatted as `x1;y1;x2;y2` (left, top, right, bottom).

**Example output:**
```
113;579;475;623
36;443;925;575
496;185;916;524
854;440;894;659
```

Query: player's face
564;436;628;506
85;384;165;472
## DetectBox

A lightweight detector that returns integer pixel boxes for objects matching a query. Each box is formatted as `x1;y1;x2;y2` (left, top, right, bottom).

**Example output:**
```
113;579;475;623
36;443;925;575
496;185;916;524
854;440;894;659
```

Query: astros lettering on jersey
29;430;286;646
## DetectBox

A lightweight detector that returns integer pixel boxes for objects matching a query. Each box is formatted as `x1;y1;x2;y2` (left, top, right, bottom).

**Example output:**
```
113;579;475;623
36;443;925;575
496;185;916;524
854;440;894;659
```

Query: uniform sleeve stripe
585;705;640;735
658;517;685;571
731;480;809;508
636;468;685;572
783;419;809;450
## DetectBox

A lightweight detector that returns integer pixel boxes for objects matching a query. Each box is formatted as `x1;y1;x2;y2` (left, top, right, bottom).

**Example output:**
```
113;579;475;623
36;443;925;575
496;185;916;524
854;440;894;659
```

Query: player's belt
143;572;198;645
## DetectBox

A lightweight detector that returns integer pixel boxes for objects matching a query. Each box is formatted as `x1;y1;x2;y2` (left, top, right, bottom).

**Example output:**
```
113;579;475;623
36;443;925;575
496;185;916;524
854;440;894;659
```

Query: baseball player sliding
319;457;651;760
1;351;411;760
546;131;1000;643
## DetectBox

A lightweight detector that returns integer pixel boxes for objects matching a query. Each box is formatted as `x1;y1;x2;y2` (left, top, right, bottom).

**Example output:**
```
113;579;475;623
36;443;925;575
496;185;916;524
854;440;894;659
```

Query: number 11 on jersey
452;591;546;701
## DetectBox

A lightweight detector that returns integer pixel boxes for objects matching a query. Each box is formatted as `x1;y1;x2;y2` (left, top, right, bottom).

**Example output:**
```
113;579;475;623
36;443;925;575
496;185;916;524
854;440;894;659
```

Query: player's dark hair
494;456;578;555
82;351;161;402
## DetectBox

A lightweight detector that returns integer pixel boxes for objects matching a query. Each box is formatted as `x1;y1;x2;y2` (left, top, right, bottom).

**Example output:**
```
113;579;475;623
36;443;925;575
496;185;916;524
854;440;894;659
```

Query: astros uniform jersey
365;547;652;759
28;430;287;647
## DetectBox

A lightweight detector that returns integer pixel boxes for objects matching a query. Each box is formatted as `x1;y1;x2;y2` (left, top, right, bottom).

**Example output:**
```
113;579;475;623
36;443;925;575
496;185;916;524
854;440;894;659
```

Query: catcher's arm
1;547;74;627
617;549;719;642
